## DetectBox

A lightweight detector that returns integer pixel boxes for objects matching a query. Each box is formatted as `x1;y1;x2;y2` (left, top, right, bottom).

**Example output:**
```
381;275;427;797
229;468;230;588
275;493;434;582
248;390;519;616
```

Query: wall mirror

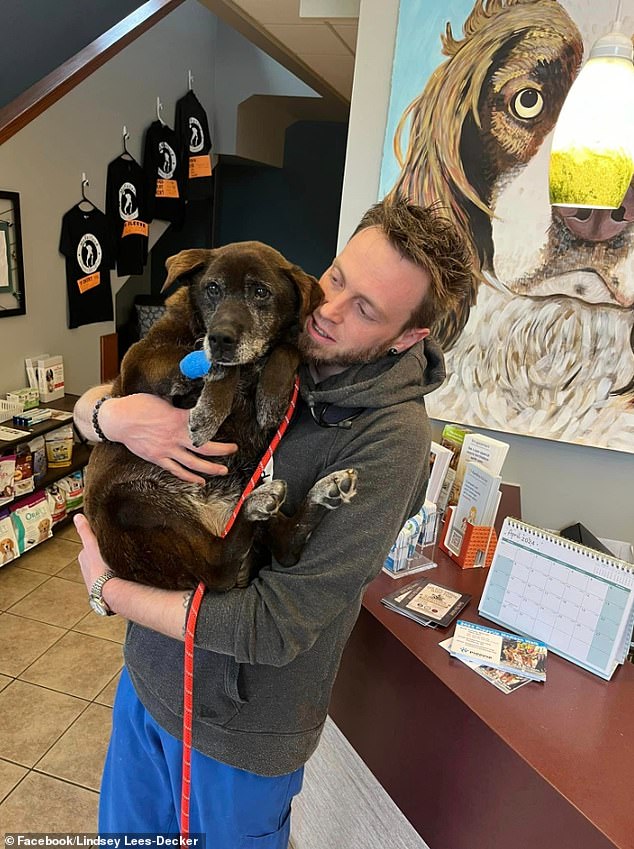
0;190;26;318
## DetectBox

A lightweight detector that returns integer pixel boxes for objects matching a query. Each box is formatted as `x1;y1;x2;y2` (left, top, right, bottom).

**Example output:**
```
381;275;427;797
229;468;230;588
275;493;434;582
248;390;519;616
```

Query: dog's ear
161;249;217;293
282;263;323;324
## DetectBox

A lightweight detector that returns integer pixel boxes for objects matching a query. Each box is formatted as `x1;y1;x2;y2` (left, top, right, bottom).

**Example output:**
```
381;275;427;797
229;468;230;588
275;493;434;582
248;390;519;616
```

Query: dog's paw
308;469;358;510
189;405;222;447
256;392;289;432
244;480;287;522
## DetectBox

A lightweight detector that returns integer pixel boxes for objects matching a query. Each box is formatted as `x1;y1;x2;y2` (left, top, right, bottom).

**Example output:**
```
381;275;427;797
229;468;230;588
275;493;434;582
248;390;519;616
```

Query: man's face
299;227;431;377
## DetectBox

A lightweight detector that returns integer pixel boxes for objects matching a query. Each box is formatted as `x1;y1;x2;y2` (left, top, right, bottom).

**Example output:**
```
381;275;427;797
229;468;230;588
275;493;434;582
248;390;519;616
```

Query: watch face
89;595;110;616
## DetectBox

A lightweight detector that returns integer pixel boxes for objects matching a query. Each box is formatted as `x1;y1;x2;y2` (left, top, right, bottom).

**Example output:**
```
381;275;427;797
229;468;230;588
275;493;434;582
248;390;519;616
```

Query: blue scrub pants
100;667;304;848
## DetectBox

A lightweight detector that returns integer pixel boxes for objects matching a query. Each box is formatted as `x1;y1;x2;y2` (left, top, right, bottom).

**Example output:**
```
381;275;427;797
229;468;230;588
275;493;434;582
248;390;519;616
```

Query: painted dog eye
253;284;271;300
511;88;544;120
206;282;221;297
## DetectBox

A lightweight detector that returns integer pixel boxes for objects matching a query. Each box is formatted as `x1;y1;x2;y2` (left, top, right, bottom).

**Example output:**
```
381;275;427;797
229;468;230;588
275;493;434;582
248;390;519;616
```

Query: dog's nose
553;182;634;242
208;329;237;360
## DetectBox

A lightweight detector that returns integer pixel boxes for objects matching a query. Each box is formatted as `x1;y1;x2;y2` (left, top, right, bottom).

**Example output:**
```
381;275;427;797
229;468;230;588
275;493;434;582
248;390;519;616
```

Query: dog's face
164;242;321;366
38;519;51;540
0;538;15;561
388;0;634;449
489;1;634;309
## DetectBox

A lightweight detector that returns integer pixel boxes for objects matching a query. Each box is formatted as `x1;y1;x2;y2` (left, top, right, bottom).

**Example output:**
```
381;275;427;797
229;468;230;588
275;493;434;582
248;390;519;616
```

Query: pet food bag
14;448;34;498
45;483;67;526
0;455;17;506
57;470;84;512
28;435;47;485
44;424;74;468
0;509;20;567
10;491;53;553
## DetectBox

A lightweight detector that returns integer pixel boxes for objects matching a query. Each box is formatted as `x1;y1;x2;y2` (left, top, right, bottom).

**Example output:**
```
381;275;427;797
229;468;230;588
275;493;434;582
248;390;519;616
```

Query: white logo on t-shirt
189;117;204;153
119;183;138;221
77;234;102;275
158;142;177;179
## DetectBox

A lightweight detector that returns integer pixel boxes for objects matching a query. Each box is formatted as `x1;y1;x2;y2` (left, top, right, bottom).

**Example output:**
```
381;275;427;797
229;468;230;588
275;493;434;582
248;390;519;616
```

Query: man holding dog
73;200;472;848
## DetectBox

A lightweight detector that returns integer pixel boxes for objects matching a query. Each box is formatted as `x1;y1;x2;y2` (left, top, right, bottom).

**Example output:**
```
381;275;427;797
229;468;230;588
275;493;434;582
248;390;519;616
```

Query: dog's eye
206;282;221;298
253;284;271;300
511;88;544;120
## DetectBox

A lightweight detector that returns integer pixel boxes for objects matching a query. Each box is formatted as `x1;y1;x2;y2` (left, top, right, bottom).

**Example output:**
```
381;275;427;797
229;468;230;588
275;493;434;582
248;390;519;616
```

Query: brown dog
0;537;17;565
83;241;358;591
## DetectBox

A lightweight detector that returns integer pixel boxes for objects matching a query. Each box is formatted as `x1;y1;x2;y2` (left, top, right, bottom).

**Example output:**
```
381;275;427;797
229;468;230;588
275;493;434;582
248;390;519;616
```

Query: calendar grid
479;518;634;680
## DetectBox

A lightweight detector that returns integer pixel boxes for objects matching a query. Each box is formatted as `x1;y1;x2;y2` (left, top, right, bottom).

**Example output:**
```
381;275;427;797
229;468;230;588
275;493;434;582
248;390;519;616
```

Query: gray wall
339;0;634;543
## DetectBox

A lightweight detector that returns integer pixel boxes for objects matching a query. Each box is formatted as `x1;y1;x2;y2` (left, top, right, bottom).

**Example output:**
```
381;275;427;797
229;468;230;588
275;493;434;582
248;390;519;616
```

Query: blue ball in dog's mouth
180;350;211;379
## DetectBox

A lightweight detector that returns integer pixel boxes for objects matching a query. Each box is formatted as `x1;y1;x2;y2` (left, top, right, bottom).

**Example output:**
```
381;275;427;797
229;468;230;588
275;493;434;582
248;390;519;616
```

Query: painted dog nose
554;182;634;242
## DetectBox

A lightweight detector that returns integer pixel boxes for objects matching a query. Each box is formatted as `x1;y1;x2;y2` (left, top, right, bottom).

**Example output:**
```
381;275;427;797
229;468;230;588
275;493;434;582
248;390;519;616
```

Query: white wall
0;0;316;395
213;19;318;154
340;0;634;542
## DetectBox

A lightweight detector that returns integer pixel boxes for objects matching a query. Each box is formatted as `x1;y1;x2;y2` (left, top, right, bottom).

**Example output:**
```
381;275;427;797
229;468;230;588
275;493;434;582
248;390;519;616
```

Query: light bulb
549;31;634;209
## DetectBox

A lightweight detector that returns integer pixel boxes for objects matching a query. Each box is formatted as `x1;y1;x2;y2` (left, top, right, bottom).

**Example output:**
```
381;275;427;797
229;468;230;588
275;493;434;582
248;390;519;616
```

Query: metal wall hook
80;172;96;209
188;70;194;91
122;125;131;156
156;97;165;125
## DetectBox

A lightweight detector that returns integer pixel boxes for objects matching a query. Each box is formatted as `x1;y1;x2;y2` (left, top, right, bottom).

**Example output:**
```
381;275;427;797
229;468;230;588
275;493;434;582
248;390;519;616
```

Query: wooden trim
0;0;185;145
100;333;120;382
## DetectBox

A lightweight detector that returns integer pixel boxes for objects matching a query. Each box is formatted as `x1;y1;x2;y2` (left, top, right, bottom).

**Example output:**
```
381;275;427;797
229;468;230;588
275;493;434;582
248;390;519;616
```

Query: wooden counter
329;552;634;849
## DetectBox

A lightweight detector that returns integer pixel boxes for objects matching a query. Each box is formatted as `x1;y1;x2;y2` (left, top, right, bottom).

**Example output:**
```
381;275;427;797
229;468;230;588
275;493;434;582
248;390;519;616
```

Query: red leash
180;375;300;839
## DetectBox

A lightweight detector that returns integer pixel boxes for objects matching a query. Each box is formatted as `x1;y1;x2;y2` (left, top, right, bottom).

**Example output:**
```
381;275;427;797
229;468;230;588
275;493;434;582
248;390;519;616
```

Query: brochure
439;638;532;694
449;620;547;682
382;579;471;628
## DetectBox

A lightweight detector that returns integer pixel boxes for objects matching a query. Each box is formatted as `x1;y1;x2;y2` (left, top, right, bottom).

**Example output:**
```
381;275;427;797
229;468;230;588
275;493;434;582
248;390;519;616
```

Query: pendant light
549;0;634;209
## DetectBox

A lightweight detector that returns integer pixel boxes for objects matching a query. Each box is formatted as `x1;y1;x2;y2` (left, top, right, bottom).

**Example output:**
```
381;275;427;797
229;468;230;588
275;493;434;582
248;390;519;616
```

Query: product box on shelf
10;491;53;553
0;510;20;566
7;387;39;411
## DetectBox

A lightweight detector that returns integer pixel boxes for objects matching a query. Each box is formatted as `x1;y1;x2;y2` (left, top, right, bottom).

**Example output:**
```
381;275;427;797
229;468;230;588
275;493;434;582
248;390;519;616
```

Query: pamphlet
447;462;501;556
452;432;509;502
427;441;453;507
382;578;471;628
450;620;547;682
438;638;532;694
0;425;30;442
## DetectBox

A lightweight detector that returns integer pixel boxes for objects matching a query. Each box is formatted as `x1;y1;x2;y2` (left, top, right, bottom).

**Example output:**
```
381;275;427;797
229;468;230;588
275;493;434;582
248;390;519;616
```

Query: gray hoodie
125;338;446;775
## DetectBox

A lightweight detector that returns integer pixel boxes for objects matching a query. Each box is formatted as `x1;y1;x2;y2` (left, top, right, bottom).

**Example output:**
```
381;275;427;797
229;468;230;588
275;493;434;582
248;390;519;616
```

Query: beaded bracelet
92;395;112;443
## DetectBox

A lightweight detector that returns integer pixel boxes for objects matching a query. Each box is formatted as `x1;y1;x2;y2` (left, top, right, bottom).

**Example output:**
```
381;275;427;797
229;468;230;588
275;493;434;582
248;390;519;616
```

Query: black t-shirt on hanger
59;204;115;329
106;155;150;277
175;89;213;201
143;120;187;224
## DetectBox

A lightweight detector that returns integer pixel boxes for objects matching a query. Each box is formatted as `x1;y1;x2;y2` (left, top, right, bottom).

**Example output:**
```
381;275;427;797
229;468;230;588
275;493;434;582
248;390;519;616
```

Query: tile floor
0;523;125;834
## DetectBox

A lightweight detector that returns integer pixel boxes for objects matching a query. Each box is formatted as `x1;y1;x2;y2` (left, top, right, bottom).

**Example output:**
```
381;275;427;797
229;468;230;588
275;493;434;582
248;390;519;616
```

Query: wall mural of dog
382;0;634;452
84;242;358;591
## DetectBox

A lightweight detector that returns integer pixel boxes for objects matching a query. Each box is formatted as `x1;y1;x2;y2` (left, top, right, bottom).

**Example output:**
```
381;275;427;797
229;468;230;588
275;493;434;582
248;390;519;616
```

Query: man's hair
352;200;474;334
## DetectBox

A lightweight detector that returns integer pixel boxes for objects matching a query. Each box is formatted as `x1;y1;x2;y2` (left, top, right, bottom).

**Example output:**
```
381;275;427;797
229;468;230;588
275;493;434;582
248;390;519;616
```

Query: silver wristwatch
89;571;116;616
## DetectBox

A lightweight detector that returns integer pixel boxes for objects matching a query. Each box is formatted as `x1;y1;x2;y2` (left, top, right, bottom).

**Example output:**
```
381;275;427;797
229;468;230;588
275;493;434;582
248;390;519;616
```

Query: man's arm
75;514;190;639
74;384;237;485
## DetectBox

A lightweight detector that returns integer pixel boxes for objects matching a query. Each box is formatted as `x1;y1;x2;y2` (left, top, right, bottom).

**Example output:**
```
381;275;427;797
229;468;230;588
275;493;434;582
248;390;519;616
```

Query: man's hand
74;513;191;640
97;393;237;485
75;513;111;593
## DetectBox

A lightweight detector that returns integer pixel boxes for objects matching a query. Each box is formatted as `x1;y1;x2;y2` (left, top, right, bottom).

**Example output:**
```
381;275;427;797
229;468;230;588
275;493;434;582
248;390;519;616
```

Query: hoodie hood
299;336;446;411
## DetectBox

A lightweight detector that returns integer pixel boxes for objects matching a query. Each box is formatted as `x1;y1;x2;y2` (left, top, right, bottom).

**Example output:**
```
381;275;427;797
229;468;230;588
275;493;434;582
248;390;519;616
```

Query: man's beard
297;329;392;369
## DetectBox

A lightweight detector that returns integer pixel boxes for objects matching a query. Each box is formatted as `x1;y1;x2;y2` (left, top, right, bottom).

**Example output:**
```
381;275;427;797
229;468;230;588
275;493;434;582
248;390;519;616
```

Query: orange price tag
122;220;149;238
189;155;212;178
156;179;179;198
77;272;100;294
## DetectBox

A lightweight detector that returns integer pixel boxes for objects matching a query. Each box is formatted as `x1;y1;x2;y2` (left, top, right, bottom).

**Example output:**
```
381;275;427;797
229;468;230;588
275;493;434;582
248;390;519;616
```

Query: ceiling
200;0;358;106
